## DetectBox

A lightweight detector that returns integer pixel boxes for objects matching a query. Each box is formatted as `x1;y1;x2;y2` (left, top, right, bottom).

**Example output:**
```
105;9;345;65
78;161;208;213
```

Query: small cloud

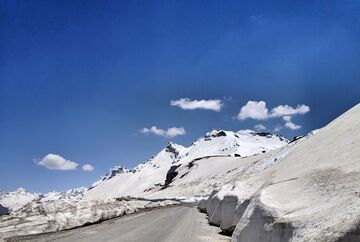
166;127;186;137
36;154;78;170
283;116;301;130
271;104;310;117
82;164;94;172
273;125;284;132
141;126;186;138
237;101;269;120
254;124;266;131
170;98;222;111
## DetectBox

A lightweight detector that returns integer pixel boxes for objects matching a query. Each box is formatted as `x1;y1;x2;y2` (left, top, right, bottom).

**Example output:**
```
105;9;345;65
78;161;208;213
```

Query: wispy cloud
237;100;310;130
254;124;266;131
170;98;222;111
36;154;78;170
82;164;94;172
141;126;186;138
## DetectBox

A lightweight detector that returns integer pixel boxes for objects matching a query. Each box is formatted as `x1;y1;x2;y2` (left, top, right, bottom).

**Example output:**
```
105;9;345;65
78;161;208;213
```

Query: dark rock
0;204;9;216
205;130;227;140
289;136;304;143
165;165;181;185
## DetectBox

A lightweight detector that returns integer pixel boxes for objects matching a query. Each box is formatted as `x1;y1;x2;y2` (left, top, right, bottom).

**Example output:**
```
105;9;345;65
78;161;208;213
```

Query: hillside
84;130;288;200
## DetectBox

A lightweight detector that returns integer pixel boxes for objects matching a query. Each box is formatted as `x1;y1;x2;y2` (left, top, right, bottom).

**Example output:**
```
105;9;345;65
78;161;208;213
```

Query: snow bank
199;103;360;242
0;198;179;240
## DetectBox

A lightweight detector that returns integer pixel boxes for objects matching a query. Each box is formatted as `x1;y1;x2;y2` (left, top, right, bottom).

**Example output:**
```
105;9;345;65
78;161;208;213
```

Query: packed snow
0;198;179;240
198;103;360;242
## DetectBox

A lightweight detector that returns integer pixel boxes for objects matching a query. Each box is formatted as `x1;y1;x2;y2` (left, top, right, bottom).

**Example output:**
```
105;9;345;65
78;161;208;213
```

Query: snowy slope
0;187;89;211
199;103;360;242
85;142;187;200
0;188;39;210
40;187;87;202
85;130;288;201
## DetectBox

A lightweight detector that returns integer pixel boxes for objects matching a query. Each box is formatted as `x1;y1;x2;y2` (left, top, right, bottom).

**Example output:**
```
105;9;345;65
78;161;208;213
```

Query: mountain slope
0;188;39;210
85;130;288;201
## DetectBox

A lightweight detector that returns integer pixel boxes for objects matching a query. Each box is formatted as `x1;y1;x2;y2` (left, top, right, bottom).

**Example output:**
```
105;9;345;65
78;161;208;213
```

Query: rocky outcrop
0;204;9;216
164;165;181;186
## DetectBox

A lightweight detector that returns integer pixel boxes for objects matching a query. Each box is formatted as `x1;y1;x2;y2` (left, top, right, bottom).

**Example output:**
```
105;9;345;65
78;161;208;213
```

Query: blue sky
1;0;359;193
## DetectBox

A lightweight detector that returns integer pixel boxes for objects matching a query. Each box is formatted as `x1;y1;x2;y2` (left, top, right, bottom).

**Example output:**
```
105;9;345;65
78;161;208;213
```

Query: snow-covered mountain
0;188;39;210
40;187;87;202
85;130;288;200
0;187;87;211
1;130;288;208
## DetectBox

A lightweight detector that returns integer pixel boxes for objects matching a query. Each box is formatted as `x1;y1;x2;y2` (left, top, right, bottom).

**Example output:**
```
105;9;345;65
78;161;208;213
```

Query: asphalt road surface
14;206;230;242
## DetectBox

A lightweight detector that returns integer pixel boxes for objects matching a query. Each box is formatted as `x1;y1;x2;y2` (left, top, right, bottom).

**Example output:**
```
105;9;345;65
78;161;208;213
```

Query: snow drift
0;198;179;240
199;103;360;242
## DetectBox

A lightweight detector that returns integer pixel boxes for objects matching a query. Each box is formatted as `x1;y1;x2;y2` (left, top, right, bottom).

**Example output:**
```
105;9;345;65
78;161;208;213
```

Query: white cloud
237;101;269;120
273;125;284;132
237;101;310;130
285;121;301;130
170;98;222;111
36;154;78;170
141;126;186;138
254;124;266;131
283;116;301;130
270;104;310;117
166;127;186;137
82;164;94;172
141;126;166;136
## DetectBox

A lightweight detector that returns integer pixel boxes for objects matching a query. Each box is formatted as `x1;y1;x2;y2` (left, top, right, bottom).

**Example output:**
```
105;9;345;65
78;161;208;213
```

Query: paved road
15;206;229;242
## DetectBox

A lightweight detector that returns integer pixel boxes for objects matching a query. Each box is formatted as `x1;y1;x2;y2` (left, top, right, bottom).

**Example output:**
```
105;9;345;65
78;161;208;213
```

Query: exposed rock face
164;165;181;186
0;204;9;216
205;130;227;139
165;142;181;160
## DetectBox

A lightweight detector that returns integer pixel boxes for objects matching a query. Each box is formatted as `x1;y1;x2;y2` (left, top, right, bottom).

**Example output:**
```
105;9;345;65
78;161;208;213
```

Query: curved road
14;206;229;242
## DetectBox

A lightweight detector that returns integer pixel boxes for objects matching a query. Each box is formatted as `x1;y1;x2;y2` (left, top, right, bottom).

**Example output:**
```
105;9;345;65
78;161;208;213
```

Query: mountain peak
165;142;185;159
14;187;27;193
205;130;228;139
